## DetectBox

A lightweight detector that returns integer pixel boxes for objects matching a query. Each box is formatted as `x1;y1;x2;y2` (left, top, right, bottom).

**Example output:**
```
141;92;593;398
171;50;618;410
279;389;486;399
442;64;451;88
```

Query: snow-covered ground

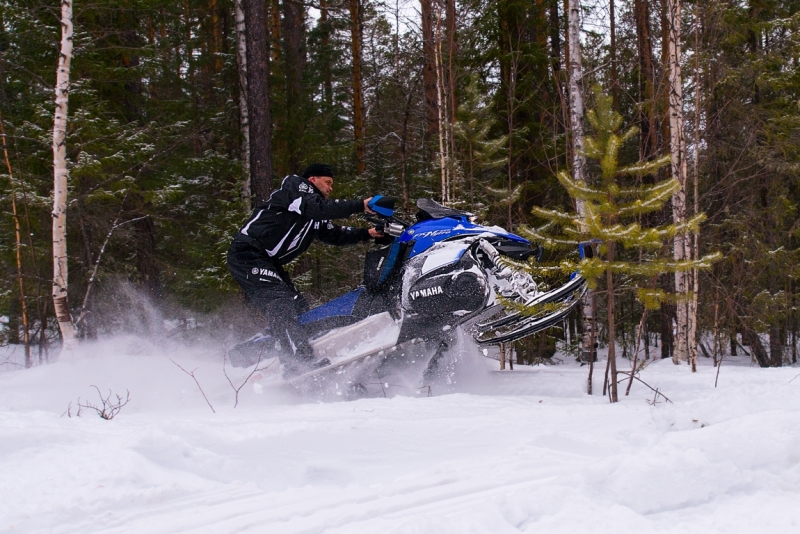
2;337;800;533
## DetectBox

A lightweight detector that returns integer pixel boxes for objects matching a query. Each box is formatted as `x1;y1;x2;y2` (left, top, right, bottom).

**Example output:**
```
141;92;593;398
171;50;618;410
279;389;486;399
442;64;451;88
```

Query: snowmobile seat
299;288;364;333
298;287;393;335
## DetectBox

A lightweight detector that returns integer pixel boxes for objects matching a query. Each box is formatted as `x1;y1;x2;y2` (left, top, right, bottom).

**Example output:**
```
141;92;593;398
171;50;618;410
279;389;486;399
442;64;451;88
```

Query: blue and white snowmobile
231;197;586;395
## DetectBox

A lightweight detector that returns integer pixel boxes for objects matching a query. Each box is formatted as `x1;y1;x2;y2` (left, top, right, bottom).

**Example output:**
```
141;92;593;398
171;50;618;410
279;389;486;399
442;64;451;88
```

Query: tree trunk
609;0;618;109
689;4;701;372
52;0;76;347
349;0;365;175
421;0;439;140
435;9;449;204
742;324;770;368
320;0;333;107
549;0;562;74
770;325;783;366
208;0;223;73
767;201;783;367
634;0;658;160
712;293;719;366
243;0;274;203
567;0;585;218
563;0;569;80
567;0;595;369
792;280;797;364
0;113;31;366
282;0;305;174
182;0;196;100
607;242;618;402
445;0;457;120
505;44;517;227
234;0;251;210
667;0;690;363
445;0;457;188
587;290;596;394
661;302;674;359
134;211;160;300
269;0;282;66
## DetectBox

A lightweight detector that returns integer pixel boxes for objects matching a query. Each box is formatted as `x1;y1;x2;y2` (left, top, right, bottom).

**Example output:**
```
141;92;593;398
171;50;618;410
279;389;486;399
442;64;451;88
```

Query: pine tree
520;91;718;402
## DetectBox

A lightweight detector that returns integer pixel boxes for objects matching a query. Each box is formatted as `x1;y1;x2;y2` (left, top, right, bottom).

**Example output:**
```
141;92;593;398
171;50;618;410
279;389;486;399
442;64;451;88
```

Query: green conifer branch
519;89;720;317
617;155;672;178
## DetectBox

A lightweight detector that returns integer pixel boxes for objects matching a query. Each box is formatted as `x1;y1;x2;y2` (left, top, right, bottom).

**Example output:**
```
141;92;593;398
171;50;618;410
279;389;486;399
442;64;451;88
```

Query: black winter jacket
234;174;370;265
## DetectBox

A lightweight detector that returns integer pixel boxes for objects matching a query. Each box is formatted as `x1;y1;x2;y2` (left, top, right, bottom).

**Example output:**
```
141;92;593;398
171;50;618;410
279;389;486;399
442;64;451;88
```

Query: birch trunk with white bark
52;0;76;347
666;0;690;363
434;6;448;204
689;4;701;372
234;0;251;210
567;0;595;368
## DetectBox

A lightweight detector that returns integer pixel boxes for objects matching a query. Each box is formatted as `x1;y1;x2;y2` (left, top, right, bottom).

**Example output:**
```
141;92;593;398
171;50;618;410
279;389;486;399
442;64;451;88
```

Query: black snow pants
227;240;313;362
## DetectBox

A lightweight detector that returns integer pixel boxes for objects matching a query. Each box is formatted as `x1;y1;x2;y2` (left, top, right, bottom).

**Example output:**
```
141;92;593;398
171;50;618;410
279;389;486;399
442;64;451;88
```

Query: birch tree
52;0;76;346
234;0;251;210
666;0;691;364
567;0;596;371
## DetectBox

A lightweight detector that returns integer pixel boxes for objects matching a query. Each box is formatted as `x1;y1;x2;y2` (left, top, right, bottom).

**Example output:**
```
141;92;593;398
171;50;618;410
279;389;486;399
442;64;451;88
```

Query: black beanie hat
302;163;334;179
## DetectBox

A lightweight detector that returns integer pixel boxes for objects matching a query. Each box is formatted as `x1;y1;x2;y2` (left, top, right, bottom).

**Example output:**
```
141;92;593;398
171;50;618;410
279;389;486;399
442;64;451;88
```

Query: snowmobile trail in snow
66;468;571;534
4;341;800;534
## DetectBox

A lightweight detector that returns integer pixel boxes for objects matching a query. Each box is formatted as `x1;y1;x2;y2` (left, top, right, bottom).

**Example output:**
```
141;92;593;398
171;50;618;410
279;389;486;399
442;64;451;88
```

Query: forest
1;0;799;375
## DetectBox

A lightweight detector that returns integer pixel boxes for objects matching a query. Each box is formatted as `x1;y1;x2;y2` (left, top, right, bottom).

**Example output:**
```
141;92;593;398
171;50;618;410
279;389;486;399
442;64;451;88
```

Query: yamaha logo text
410;286;444;300
251;267;279;279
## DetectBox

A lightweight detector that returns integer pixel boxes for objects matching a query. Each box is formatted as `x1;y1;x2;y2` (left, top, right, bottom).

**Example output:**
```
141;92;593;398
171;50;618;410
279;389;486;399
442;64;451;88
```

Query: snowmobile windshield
416;198;474;220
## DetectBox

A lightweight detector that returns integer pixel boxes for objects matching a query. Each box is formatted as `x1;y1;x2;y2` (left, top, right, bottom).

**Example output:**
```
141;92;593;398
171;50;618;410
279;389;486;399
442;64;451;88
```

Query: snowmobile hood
399;217;529;258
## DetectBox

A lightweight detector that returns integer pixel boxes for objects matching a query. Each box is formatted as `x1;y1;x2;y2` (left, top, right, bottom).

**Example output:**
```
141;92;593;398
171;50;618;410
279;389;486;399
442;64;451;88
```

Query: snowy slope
2;337;800;534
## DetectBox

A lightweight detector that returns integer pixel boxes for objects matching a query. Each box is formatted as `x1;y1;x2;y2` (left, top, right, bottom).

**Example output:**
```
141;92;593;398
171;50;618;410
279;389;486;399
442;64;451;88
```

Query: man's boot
281;340;332;379
229;330;278;368
281;355;331;379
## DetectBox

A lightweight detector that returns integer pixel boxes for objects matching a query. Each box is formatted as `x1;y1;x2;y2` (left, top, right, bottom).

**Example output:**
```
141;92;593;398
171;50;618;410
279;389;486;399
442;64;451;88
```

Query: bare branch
170;359;216;413
74;386;131;419
223;349;275;408
617;371;673;403
75;208;148;326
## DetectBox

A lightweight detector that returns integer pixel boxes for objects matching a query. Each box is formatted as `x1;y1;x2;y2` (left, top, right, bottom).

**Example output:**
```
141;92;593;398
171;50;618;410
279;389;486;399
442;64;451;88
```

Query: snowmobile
229;197;586;396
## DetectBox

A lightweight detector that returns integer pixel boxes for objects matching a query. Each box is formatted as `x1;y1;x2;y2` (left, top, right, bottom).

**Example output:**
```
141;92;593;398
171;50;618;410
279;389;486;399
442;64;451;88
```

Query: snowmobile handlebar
365;215;406;238
365;196;409;237
367;195;396;217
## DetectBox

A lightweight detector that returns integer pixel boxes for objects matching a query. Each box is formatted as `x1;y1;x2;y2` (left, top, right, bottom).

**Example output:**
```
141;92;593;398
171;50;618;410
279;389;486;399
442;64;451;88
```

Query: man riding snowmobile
227;163;383;377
